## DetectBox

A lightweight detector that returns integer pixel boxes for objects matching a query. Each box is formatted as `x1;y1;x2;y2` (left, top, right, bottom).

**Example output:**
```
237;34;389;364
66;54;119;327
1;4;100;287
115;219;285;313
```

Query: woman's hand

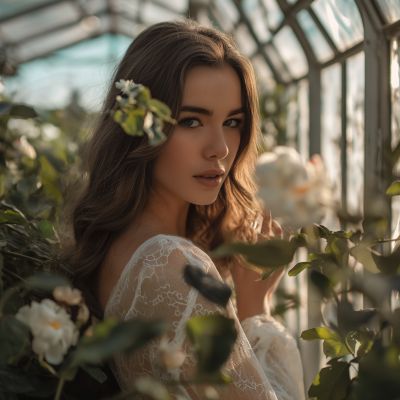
231;211;285;321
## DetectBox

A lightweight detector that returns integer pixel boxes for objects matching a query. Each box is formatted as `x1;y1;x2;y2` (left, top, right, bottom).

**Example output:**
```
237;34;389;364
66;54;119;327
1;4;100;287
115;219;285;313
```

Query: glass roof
0;0;396;110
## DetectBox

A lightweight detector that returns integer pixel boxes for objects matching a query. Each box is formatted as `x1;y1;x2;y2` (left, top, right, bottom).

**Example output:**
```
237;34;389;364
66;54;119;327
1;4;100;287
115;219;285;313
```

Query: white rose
15;299;79;365
255;146;333;229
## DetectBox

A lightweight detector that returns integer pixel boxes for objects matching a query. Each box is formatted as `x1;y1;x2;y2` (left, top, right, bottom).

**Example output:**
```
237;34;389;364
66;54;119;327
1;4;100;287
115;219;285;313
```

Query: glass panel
114;0;139;16
154;0;189;13
242;0;271;43
9;16;110;64
3;34;132;111
264;43;291;82
141;2;181;25
82;0;108;15
272;26;308;80
346;52;365;216
297;9;334;63
311;0;364;52
261;0;284;31
1;2;80;43
391;38;400;248
210;3;234;32
0;0;54;19
197;9;213;28
214;0;240;25
376;0;400;24
115;17;140;38
235;24;258;57
321;63;342;230
251;54;276;94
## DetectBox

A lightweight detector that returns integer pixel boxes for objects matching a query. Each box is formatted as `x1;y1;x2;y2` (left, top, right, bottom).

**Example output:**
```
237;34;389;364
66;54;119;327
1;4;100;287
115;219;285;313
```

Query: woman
62;19;304;400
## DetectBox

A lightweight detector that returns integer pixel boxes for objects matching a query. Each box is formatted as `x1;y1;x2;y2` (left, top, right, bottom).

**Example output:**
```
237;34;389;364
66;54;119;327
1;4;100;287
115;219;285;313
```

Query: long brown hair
60;19;266;319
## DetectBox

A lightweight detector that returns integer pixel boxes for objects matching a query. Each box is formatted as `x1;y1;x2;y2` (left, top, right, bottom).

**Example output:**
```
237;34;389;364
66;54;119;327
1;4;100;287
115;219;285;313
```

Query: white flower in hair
15;299;79;365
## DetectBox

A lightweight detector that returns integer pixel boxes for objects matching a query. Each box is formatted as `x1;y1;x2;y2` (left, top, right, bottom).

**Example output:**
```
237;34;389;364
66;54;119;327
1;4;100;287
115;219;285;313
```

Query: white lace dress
104;234;305;400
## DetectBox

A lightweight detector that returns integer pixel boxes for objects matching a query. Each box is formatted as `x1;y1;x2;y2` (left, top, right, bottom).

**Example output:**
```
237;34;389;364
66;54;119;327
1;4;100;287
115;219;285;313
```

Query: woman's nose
203;127;229;160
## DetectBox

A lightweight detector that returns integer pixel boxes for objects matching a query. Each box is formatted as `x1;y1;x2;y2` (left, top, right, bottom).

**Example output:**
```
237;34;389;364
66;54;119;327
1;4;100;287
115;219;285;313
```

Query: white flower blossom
76;303;90;323
158;336;186;369
115;79;141;97
15;299;79;365
12;135;36;159
255;146;333;229
53;286;82;306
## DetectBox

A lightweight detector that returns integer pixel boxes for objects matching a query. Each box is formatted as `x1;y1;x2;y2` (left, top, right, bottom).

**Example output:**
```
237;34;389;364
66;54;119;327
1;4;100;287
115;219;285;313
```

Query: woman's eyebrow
180;106;245;117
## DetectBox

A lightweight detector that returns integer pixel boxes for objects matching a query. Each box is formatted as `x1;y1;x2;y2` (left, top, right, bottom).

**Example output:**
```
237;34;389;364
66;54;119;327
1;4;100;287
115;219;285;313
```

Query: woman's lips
193;175;223;187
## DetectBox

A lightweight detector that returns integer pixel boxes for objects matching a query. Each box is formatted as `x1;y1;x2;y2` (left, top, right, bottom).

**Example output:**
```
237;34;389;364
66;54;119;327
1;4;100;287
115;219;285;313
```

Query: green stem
344;336;355;357
0;250;43;264
2;267;27;282
54;377;65;400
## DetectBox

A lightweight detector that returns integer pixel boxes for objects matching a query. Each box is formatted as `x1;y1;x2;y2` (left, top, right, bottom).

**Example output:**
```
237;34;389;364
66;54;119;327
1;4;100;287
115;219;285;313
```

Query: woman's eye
180;118;201;128
224;118;242;128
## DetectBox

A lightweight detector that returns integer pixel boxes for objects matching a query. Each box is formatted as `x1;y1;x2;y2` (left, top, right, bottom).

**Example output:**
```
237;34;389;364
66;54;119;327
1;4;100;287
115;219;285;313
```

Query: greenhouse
1;0;400;399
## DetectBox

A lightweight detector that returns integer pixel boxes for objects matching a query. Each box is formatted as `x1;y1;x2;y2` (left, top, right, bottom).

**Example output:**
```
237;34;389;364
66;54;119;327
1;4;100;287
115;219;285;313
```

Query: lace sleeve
240;315;305;400
104;235;299;400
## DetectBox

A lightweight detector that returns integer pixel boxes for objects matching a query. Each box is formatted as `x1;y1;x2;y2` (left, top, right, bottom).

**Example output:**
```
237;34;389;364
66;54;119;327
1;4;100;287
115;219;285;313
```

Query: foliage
213;143;400;399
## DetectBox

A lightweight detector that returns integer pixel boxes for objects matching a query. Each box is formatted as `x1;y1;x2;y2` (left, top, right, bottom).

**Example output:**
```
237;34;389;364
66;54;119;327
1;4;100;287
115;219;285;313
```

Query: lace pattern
104;234;304;400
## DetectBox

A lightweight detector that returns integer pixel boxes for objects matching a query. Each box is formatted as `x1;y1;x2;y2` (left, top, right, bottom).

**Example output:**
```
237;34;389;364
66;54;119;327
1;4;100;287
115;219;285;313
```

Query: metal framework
1;0;400;394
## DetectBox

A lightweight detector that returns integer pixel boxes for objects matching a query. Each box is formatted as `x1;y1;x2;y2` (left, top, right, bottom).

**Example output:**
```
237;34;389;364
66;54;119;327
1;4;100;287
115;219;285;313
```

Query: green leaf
328;237;349;266
148;99;175;123
186;314;237;376
362;216;387;240
80;363;108;383
386;182;400;196
120;108;146;136
211;239;297;269
261;267;279;280
27;273;71;292
308;358;351;400
337;301;378;340
39;156;58;185
38;220;54;238
371;245;400;275
42;182;62;202
288;261;319;277
310;271;332;298
184;265;232;308
0;209;27;226
350;244;380;274
301;327;354;359
323;332;356;359
290;233;308;247
353;327;375;358
349;230;362;245
0;316;30;368
301;225;322;240
73;318;168;365
9;104;37;119
301;327;337;341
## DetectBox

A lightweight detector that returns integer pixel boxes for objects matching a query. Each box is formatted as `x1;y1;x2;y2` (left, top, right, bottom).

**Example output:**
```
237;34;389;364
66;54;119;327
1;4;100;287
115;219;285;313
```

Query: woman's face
152;63;243;206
